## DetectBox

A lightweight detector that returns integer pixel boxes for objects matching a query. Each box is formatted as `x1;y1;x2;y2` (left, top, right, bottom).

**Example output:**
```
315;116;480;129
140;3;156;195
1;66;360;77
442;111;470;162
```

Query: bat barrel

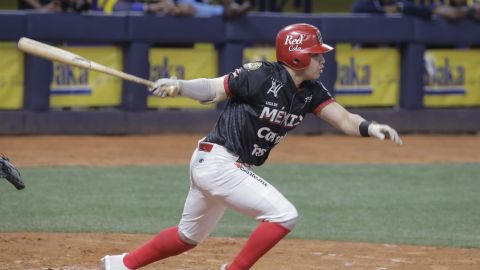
17;37;155;88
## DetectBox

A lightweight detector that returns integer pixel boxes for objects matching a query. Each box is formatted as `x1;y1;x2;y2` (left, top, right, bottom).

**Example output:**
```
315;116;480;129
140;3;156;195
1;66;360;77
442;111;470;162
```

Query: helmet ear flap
291;53;311;69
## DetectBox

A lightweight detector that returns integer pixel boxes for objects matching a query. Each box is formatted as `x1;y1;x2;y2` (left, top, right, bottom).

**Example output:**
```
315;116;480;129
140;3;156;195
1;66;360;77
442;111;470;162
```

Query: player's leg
102;147;226;270
176;146;232;244
225;221;291;270
122;182;226;269
121;226;195;269
102;226;196;270
217;163;298;270
190;143;297;269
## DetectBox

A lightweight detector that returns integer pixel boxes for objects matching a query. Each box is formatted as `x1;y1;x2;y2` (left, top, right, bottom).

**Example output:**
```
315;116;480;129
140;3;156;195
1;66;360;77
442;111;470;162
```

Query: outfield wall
0;11;479;134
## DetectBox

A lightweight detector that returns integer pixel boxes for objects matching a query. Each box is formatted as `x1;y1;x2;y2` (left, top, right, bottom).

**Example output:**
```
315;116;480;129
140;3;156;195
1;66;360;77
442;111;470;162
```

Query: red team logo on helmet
276;23;334;70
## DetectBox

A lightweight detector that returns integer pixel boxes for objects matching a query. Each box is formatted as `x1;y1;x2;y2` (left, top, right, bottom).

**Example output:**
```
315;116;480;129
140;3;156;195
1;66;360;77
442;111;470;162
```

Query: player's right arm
149;76;228;104
317;101;403;145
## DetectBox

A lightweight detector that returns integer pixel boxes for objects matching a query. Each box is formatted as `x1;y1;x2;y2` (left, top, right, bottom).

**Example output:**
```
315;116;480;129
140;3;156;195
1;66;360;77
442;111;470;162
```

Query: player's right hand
149;77;181;98
368;123;403;145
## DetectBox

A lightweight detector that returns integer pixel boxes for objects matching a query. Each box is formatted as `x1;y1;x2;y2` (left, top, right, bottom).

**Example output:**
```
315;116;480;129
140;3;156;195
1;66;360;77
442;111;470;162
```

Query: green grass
1;164;479;248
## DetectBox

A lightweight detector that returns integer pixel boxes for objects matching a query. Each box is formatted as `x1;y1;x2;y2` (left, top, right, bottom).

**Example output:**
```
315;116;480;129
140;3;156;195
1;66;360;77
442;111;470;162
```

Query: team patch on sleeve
243;62;263;70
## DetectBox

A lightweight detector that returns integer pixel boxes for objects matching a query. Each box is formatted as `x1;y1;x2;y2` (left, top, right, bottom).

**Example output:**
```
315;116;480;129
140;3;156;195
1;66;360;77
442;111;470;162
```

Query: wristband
359;121;371;137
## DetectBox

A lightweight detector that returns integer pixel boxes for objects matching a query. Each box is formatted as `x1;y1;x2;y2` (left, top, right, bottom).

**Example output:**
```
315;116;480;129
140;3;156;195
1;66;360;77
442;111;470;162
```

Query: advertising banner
148;44;217;109
0;42;24;109
50;46;122;108
335;44;400;107
424;49;480;107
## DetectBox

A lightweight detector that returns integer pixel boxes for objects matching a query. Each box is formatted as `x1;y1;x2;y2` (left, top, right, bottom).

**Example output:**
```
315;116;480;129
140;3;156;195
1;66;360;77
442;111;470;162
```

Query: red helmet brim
304;43;334;54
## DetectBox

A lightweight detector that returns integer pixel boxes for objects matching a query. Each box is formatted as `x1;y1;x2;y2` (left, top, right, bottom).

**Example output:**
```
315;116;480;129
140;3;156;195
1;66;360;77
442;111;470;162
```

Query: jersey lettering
259;106;303;128
257;127;284;144
235;163;268;187
265;101;278;107
251;144;268;157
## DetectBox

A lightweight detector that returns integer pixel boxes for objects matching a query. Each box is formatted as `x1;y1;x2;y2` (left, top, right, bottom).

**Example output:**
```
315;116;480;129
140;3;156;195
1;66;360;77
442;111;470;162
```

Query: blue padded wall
0;12;25;40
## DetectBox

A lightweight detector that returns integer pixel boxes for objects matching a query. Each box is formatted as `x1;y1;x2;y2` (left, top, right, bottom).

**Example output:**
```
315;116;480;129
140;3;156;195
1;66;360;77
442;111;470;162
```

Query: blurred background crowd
352;0;480;21
16;0;252;19
0;0;477;21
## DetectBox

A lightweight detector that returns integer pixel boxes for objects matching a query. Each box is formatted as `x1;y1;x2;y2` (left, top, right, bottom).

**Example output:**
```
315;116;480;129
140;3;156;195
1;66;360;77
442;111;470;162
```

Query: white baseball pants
178;141;298;244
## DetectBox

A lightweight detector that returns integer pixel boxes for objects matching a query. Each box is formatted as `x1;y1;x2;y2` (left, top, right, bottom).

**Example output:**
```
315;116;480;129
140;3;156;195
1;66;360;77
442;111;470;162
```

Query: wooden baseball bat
17;37;155;88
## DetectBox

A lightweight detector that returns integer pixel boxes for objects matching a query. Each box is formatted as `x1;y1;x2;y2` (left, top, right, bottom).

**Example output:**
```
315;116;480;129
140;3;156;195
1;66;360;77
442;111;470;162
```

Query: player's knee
279;216;298;231
178;229;200;245
279;205;298;231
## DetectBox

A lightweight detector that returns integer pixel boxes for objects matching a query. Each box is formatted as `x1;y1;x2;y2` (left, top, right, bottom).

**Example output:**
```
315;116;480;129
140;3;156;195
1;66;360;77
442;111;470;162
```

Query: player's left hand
149;77;181;98
368;123;403;145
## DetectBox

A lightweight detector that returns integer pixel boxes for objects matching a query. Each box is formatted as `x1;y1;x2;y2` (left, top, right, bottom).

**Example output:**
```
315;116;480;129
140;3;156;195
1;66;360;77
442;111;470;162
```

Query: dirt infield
3;134;480;167
1;134;480;270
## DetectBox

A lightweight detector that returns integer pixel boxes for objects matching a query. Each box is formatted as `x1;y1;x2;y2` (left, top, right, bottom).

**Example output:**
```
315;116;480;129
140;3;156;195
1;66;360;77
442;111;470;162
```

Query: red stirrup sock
123;226;195;269
228;221;290;270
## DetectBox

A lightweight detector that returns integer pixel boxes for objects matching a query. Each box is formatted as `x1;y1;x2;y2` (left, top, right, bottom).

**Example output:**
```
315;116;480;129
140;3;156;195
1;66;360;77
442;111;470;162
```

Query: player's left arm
316;101;402;145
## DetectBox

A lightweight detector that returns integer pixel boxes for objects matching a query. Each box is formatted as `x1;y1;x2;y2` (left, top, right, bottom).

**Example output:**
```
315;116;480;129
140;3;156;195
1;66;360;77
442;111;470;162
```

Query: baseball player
102;23;402;270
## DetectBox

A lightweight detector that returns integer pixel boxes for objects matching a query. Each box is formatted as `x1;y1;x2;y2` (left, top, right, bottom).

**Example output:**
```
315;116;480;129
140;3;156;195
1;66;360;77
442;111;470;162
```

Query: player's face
304;53;325;80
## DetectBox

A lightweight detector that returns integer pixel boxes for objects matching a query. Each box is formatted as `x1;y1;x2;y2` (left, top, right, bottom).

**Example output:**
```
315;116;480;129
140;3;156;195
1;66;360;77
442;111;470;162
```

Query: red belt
199;142;213;152
198;142;248;165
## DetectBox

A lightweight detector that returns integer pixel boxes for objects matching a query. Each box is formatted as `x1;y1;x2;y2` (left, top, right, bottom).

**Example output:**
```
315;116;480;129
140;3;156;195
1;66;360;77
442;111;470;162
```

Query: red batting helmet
276;23;333;70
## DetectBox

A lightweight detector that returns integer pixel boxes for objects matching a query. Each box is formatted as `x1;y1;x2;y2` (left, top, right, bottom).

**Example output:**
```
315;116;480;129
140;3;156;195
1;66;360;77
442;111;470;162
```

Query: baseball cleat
101;253;130;270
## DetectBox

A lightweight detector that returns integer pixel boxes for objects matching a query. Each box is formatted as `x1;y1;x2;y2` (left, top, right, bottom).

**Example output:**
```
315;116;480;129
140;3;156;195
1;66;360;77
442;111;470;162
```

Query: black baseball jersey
204;61;334;166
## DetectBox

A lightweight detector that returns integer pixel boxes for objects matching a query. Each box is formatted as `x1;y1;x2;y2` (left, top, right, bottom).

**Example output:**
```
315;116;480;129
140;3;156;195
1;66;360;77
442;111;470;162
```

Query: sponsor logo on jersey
284;34;306;52
259;106;303;128
243;62;262;71
267;78;284;98
257;127;285;144
251;144;268;157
